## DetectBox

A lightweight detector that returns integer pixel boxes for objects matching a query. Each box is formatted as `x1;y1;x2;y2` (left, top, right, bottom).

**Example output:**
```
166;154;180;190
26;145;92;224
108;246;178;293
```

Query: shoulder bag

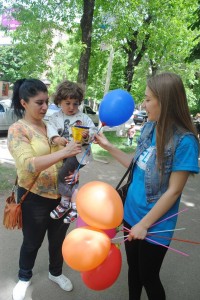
3;174;39;230
116;160;134;205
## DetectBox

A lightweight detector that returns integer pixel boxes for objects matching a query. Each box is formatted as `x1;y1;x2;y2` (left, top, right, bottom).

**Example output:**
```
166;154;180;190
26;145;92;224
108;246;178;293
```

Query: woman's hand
52;136;68;146
128;222;148;241
93;132;112;150
65;171;79;185
63;141;82;158
32;140;81;172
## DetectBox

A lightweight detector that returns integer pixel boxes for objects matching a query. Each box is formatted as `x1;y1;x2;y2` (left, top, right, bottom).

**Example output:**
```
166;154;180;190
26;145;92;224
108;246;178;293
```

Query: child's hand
82;129;89;138
52;136;68;146
82;129;89;143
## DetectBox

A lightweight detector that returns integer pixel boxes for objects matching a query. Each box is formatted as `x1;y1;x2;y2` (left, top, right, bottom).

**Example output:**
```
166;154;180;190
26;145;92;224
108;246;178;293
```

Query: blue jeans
18;187;69;281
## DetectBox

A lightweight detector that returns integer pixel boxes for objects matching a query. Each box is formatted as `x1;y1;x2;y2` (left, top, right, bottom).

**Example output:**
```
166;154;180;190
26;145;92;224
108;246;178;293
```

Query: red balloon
81;244;122;290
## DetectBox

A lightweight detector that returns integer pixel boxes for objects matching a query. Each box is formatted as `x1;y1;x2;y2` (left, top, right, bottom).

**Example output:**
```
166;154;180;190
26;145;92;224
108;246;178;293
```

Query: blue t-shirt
124;132;199;245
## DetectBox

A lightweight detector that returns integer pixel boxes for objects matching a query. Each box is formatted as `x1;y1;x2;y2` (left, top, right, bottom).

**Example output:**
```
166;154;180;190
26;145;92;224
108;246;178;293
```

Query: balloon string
112;235;190;256
112;235;129;241
113;229;199;256
121;208;188;236
123;226;130;232
150;208;188;227
70;125;103;184
121;227;186;234
113;228;186;241
148;228;186;234
148;234;200;245
145;237;189;257
123;237;129;243
119;237;189;255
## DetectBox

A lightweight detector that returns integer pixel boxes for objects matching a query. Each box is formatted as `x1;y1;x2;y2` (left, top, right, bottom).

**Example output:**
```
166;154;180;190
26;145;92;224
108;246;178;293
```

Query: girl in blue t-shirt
94;72;199;300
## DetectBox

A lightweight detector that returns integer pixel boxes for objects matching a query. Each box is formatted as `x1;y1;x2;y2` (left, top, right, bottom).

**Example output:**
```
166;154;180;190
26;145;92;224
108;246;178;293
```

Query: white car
44;104;99;126
43;103;60;121
0;99;18;133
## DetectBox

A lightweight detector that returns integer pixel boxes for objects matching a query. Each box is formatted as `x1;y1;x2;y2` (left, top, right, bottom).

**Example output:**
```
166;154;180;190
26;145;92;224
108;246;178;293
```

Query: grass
0;164;16;193
91;130;140;158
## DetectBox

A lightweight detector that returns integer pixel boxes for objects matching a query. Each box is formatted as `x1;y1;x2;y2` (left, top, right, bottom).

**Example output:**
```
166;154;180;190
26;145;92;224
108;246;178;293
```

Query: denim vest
132;121;193;203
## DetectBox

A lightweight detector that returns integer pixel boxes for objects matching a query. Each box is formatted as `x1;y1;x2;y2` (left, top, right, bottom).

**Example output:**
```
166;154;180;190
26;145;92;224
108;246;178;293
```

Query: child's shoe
63;208;78;224
50;203;71;219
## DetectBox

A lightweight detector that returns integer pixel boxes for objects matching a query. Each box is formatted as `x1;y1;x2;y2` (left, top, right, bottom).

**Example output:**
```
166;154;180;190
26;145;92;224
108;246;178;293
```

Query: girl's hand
63;141;82;158
128;222;148;241
93;132;111;150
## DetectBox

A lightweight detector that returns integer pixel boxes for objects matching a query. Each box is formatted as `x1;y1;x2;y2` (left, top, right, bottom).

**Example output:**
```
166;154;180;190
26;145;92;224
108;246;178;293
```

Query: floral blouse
7;120;61;199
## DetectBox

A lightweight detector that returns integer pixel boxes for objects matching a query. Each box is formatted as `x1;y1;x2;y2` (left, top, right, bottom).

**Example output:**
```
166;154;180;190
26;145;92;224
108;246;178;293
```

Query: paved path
0;135;200;300
0;137;15;165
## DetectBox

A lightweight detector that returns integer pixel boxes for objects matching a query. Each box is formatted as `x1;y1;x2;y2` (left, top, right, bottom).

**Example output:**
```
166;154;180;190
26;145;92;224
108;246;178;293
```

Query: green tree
88;0;199;107
78;0;95;89
188;0;200;61
1;0;200;112
0;46;24;82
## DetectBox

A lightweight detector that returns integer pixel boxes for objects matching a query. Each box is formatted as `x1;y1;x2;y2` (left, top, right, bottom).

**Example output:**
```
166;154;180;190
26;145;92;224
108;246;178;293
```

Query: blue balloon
99;89;135;127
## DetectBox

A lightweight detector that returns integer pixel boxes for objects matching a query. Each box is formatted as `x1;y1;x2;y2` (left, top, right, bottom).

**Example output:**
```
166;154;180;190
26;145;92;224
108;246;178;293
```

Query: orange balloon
62;226;111;271
76;181;123;229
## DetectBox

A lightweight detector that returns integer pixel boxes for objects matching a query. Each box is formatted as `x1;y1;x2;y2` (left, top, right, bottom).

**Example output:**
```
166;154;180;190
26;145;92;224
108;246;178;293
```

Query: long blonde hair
147;72;198;172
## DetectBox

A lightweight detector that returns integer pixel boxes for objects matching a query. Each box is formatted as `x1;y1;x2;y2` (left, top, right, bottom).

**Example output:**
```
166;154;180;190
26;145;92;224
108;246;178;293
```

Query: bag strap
116;160;134;189
18;174;40;204
10;176;19;198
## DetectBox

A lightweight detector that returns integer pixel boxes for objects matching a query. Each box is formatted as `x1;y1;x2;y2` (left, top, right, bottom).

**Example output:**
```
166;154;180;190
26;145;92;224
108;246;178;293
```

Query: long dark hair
12;79;48;118
147;72;198;172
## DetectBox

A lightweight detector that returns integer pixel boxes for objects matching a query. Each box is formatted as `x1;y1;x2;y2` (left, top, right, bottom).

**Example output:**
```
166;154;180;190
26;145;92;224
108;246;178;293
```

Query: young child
127;122;136;146
46;80;96;223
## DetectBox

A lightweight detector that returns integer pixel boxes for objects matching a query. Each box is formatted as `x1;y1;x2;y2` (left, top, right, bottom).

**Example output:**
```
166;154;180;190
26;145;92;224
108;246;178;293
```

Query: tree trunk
149;59;158;76
77;0;95;90
124;16;151;92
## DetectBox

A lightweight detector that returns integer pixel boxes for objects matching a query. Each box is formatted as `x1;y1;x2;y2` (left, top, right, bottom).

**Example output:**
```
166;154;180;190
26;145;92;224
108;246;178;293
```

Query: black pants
18;187;70;281
124;220;168;300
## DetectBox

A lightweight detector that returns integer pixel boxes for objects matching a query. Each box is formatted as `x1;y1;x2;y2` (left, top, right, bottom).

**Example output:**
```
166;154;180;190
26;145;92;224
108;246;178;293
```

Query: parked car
82;105;99;126
133;110;148;124
44;103;99;126
43;103;60;121
0;99;18;133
